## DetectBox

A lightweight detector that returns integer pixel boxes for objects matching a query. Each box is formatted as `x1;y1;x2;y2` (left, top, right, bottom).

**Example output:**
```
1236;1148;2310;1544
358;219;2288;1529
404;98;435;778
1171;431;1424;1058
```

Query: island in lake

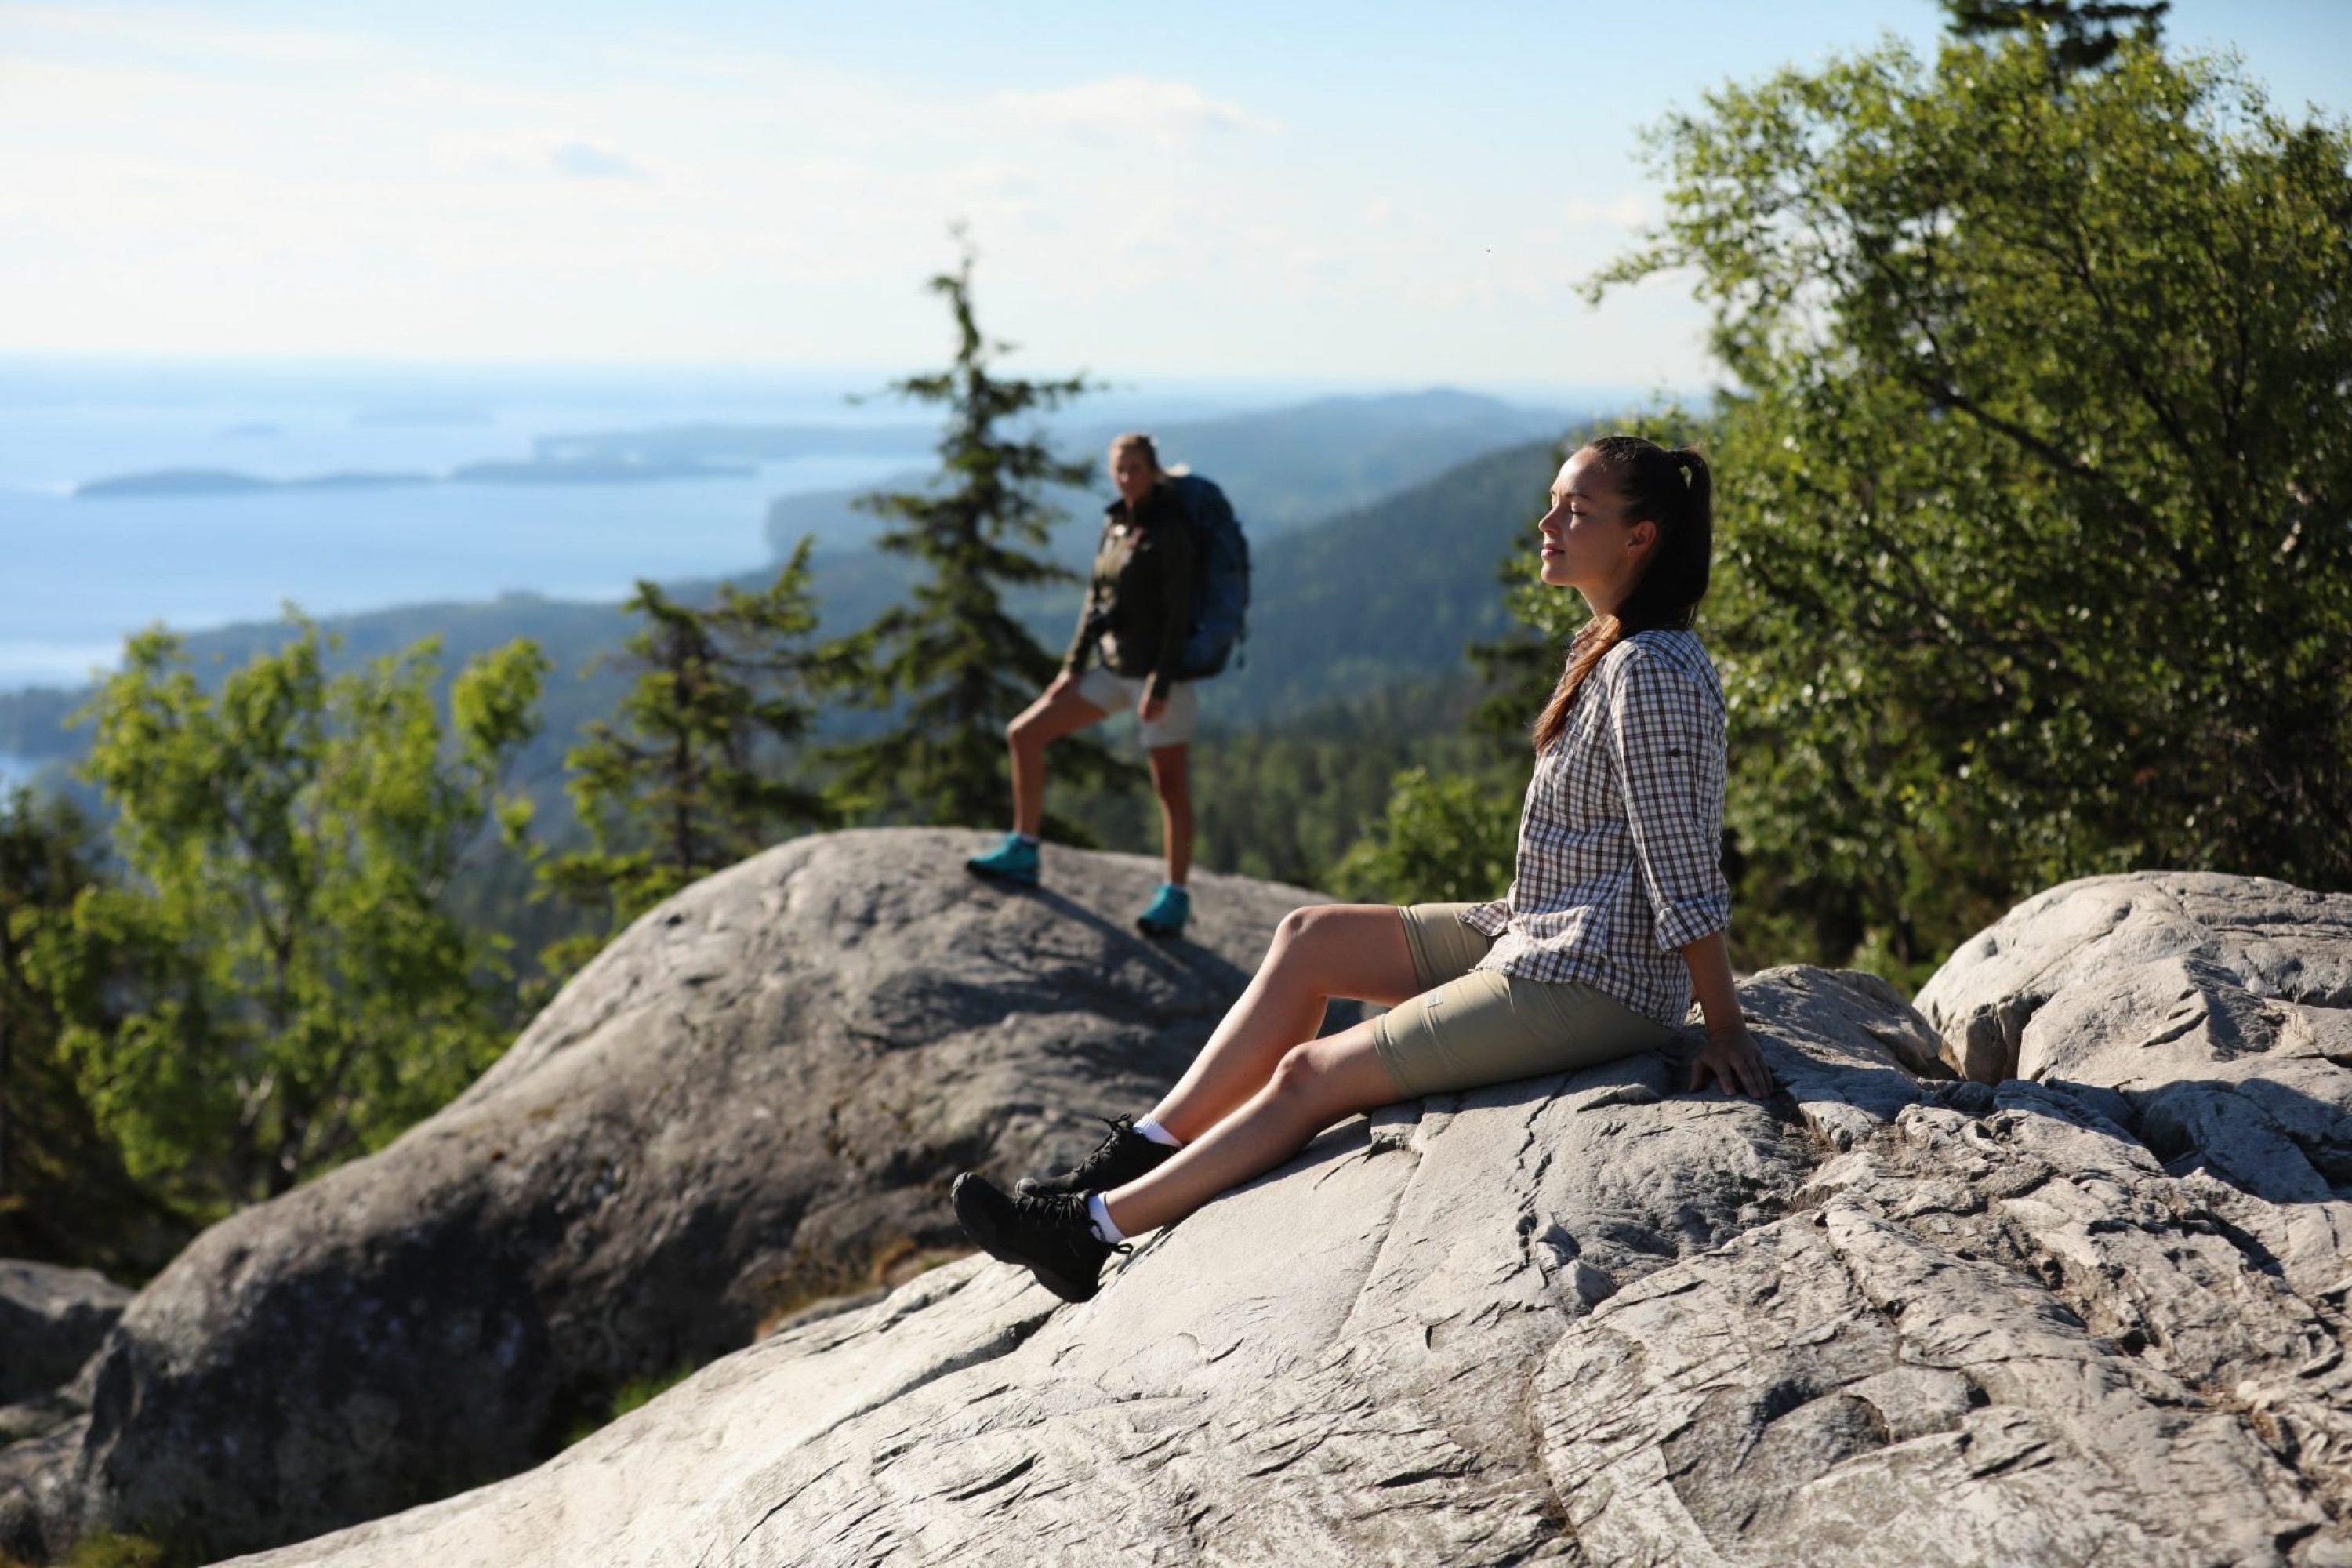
74;456;758;499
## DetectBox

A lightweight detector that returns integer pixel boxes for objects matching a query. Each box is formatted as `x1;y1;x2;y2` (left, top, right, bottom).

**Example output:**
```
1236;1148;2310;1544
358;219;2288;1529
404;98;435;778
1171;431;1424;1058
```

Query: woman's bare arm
1679;929;1773;1096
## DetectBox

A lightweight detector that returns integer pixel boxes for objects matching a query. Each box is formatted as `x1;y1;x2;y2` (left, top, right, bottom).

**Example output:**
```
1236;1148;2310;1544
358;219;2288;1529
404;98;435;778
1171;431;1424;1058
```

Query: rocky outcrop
1916;871;2352;1087
0;1263;129;1410
1917;872;2352;1297
0;1264;129;1565
1;829;1352;1563
223;872;2352;1568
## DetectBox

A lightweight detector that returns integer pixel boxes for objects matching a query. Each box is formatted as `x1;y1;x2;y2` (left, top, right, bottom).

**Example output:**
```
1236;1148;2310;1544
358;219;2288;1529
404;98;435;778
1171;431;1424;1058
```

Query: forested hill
1212;437;1559;723
761;387;1572;561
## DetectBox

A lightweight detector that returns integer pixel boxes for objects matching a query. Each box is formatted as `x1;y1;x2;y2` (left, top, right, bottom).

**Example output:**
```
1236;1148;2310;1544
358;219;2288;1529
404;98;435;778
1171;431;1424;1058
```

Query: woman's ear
1627;518;1658;556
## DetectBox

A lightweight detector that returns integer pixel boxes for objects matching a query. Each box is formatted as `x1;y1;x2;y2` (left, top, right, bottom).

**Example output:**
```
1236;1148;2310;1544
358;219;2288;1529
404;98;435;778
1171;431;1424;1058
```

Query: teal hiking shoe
966;831;1040;886
1135;882;1190;938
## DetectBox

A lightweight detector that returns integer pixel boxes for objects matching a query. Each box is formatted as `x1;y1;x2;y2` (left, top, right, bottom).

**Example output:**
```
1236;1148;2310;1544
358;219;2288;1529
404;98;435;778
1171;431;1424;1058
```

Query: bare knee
1265;1042;1330;1108
1272;903;1341;957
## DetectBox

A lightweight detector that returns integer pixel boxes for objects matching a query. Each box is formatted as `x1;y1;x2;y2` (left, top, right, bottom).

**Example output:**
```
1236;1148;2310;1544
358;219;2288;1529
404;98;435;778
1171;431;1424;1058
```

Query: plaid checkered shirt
1462;629;1730;1025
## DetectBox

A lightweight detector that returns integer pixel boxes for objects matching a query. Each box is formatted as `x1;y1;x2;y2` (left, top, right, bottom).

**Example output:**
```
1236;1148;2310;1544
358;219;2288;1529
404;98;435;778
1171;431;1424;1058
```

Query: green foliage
539;545;837;975
61;1533;187;1568
1588;36;2352;975
1330;766;1523;907
560;1360;698;1450
1221;440;1564;723
609;1361;696;1419
833;236;1131;830
1060;681;1498;892
27;617;548;1208
1941;0;2169;74
0;788;189;1273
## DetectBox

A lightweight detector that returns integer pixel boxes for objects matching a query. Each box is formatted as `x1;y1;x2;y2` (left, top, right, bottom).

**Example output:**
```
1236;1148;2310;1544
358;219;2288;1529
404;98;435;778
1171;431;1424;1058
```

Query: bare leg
1143;906;1421;1142
1108;1025;1403;1234
1146;742;1192;886
1006;679;1108;837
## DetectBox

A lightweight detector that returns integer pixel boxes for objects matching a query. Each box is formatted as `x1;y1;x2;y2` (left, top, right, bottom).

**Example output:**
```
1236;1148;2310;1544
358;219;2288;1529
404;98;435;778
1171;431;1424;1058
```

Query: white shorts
1076;666;1199;749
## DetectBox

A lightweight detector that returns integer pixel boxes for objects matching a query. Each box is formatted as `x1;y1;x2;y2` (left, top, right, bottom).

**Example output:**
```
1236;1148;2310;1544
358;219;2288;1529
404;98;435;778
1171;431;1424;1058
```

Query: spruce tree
540;540;834;975
834;238;1131;831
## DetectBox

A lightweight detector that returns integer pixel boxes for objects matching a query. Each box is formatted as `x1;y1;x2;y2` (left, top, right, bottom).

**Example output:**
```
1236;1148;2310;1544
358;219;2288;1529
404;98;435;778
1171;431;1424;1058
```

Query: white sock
1165;880;1187;892
1086;1192;1127;1244
1133;1116;1182;1149
1013;831;1039;846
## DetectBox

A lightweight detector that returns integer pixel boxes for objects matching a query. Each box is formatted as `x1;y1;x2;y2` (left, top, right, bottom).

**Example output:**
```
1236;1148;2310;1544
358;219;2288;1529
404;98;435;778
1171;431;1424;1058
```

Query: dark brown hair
1530;436;1714;752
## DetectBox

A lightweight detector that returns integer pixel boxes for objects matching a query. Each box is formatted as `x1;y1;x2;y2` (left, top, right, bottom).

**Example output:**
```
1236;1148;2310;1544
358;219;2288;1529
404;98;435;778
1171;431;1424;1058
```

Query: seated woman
953;435;1773;1302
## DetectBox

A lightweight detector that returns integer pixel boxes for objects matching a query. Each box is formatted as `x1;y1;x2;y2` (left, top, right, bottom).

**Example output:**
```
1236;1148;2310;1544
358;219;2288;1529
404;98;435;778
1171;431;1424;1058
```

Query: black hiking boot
1015;1113;1178;1199
951;1174;1126;1304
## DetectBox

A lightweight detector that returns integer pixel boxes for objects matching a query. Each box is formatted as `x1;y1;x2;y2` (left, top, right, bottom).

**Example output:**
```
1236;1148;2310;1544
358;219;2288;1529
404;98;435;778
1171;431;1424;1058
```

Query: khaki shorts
1373;903;1671;1099
1076;666;1198;750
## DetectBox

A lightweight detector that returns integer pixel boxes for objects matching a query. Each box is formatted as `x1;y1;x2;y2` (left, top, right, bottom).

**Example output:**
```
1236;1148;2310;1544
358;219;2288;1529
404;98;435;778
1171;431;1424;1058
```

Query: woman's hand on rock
1689;1024;1774;1098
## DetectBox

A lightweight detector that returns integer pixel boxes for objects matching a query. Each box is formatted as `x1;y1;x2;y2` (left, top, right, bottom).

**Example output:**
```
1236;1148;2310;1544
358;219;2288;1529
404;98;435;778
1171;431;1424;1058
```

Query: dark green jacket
1062;481;1195;703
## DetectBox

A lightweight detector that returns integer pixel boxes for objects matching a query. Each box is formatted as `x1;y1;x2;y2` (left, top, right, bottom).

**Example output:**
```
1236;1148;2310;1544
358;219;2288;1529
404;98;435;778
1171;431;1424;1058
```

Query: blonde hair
1109;432;1165;474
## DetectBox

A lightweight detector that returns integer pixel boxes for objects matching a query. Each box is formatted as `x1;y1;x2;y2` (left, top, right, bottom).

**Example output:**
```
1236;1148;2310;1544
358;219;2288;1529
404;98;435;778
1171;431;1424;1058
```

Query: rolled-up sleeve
1607;647;1730;953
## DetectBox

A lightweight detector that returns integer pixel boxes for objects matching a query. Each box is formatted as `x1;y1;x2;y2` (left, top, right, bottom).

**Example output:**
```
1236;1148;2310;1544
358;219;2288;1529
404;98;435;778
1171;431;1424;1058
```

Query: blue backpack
1168;472;1249;679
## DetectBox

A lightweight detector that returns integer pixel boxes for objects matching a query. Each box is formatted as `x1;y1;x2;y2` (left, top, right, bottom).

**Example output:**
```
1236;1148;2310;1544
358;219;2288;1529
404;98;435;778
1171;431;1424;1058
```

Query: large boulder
0;1263;130;1410
4;829;1352;1562
1915;870;2352;1085
223;875;2352;1568
0;1266;132;1566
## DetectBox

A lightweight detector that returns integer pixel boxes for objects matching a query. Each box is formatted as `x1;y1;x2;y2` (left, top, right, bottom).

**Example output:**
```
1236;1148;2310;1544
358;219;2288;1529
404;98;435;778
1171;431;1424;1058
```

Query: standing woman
967;432;1200;939
954;435;1774;1302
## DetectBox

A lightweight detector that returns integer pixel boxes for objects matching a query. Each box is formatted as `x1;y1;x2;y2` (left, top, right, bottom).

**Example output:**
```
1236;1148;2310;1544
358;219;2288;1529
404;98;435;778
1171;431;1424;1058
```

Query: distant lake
0;364;927;690
0;361;1291;693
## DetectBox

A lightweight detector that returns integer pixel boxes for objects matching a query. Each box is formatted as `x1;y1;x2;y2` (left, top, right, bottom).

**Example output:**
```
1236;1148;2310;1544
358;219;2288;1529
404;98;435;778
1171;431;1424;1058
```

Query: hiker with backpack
966;431;1249;940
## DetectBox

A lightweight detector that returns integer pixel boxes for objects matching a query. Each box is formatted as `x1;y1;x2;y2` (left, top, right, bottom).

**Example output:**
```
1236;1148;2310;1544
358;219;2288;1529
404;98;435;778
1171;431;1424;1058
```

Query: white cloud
947;160;1036;198
548;140;643;180
0;11;1715;383
989;77;1279;148
1562;194;1654;229
432;129;651;182
0;3;370;66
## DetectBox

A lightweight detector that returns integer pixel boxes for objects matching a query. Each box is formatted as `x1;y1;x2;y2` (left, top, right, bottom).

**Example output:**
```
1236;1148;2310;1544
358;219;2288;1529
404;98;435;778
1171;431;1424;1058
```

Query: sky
3;1;2347;393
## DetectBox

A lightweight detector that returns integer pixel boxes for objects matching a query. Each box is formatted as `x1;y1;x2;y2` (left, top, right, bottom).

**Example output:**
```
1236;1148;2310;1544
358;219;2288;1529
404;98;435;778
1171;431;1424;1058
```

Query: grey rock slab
1537;1188;2330;1568
223;1256;1054;1568
1741;964;1934;1148
1926;877;2352;1297
48;828;1357;1561
0;1261;129;1408
112;873;2352;1566
0;1410;89;1566
223;961;1943;1568
1916;871;2352;1083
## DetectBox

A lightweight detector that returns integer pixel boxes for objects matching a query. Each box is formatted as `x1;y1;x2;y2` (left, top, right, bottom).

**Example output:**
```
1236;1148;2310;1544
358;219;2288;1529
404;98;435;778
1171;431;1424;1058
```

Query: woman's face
1537;448;1653;605
1111;446;1157;505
